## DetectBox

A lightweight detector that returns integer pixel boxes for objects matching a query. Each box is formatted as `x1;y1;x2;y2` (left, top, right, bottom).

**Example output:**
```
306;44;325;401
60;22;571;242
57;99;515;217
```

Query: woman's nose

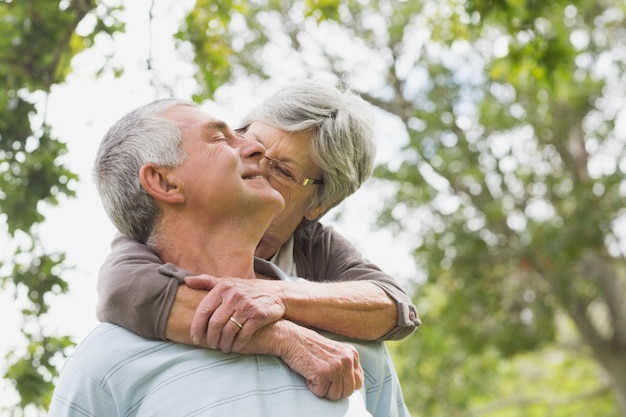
237;134;266;160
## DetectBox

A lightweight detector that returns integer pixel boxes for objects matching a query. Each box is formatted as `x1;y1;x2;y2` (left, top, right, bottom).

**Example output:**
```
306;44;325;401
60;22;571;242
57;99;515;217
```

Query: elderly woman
96;81;420;403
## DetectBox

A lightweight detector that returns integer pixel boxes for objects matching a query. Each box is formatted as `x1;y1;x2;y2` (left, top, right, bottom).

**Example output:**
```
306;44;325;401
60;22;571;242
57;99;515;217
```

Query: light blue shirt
49;258;411;416
48;324;409;417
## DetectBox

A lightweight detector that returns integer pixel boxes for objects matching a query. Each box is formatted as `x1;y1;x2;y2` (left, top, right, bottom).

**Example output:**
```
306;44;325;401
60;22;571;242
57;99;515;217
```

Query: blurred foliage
0;0;122;413
181;0;626;415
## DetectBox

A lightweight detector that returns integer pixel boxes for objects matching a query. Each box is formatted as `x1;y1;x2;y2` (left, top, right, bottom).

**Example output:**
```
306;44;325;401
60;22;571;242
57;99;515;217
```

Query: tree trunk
600;354;626;417
570;300;626;416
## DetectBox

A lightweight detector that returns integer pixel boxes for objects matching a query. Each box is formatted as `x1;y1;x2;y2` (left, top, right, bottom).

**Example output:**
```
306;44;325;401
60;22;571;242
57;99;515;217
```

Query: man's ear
139;163;185;204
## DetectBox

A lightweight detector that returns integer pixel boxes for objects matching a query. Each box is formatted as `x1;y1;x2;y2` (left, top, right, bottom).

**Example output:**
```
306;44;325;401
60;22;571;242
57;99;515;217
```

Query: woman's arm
182;223;420;348
99;224;419;345
291;222;420;340
97;233;184;339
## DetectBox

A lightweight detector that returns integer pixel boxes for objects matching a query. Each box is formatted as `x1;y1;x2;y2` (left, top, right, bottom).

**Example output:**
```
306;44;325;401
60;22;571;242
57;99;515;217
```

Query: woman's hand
239;319;364;400
184;275;287;352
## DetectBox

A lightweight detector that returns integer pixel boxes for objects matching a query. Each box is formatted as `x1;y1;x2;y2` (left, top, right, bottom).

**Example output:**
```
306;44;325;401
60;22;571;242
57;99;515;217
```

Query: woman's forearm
165;284;204;344
281;280;397;340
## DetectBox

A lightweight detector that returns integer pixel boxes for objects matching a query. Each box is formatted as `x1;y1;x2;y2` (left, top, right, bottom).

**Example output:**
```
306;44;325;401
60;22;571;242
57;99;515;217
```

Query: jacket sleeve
96;233;191;340
293;222;420;341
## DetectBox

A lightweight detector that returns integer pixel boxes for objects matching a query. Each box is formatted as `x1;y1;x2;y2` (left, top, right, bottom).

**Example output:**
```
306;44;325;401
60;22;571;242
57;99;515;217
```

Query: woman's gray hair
93;98;197;244
240;80;376;226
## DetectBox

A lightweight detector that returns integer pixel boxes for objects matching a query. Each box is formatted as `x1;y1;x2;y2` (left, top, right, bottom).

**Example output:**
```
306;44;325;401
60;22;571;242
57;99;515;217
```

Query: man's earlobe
139;164;185;204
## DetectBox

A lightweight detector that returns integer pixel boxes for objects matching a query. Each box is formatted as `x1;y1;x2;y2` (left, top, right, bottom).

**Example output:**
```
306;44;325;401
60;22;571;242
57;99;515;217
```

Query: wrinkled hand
248;320;364;400
184;275;286;352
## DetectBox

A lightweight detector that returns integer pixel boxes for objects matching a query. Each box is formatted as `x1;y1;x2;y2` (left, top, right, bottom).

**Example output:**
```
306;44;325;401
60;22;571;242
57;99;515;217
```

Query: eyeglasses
264;155;324;186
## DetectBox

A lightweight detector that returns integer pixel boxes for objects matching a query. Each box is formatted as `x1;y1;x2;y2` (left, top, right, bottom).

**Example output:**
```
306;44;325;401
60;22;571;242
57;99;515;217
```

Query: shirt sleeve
96;233;191;340
293;222;420;341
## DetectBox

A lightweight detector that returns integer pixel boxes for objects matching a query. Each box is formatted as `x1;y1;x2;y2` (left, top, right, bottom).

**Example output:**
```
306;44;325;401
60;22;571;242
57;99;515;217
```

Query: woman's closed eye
272;163;296;180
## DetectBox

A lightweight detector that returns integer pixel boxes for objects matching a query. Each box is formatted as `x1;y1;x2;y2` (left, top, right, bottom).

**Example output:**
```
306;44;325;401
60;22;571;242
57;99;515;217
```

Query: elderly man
48;98;408;416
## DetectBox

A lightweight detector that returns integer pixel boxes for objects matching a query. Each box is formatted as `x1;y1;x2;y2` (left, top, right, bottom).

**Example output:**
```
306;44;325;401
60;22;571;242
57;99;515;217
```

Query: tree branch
582;250;626;349
44;0;96;88
568;295;611;367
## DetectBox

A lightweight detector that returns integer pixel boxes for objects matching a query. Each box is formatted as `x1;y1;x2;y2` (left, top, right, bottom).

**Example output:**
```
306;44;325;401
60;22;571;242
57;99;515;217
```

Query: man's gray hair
240;80;376;226
93;98;197;243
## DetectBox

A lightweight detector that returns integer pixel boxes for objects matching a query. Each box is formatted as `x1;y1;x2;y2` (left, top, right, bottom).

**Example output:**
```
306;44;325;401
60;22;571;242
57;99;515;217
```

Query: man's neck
155;220;261;279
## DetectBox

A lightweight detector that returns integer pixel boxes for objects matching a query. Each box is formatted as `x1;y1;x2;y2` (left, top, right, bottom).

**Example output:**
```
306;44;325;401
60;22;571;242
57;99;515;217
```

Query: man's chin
267;191;286;214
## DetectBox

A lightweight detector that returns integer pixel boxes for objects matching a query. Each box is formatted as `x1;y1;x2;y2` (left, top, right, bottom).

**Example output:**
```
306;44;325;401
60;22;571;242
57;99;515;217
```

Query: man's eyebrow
200;120;230;133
